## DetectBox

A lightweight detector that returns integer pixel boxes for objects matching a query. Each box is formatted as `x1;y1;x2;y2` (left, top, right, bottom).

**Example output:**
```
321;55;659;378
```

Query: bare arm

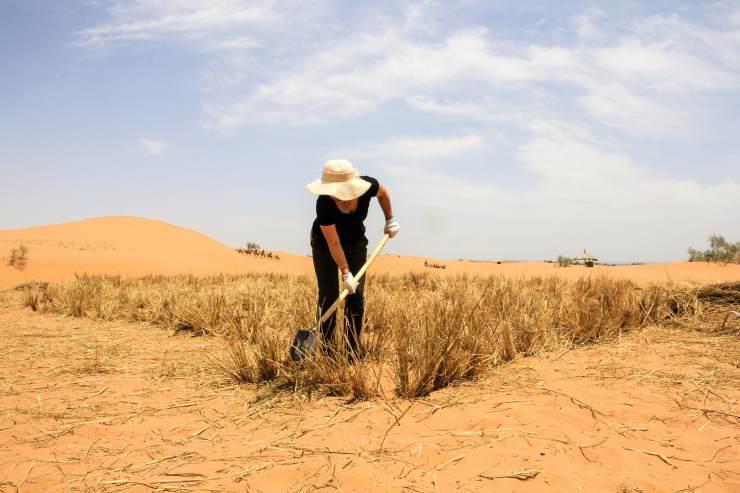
376;183;394;220
319;224;350;274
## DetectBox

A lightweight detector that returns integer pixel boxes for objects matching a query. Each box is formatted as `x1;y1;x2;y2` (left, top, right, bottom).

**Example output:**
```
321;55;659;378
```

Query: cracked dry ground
0;307;738;492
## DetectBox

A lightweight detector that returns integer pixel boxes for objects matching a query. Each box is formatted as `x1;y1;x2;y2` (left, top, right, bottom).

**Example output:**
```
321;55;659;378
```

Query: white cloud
577;83;688;138
75;0;282;46
78;2;740;138
329;133;487;180
140;138;169;155
527;119;595;144
202;28;573;129
378;134;486;162
595;39;736;92
202;35;258;52
733;8;740;26
574;8;604;42
201;18;737;134
406;96;495;120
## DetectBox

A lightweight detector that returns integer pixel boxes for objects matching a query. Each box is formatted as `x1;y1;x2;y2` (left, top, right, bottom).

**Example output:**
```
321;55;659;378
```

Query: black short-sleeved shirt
310;176;380;249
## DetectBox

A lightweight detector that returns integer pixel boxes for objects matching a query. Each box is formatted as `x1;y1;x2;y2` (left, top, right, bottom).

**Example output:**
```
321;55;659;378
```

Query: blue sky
1;1;739;263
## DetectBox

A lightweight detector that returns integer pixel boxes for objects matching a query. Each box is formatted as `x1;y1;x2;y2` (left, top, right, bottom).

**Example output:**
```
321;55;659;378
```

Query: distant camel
238;248;282;260
423;259;447;269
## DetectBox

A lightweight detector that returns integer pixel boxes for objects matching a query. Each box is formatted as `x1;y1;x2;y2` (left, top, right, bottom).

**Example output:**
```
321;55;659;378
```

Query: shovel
290;233;391;362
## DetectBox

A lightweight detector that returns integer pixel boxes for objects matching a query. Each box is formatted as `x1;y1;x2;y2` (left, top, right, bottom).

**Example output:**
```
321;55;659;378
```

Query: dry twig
378;404;412;453
479;469;540;481
624;447;676;468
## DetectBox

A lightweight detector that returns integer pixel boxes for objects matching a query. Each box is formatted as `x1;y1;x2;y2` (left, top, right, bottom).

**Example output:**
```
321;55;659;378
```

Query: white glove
384;218;400;238
342;271;359;294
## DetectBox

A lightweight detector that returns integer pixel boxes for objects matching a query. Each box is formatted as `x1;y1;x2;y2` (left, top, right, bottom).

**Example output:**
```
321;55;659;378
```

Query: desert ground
0;305;738;492
1;216;739;492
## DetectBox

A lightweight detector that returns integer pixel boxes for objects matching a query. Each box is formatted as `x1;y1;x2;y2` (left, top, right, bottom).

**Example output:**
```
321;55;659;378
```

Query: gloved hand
384;218;400;238
342;271;359;294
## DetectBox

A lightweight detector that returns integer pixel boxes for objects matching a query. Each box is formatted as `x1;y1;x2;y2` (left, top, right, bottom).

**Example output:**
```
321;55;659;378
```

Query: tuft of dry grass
6;243;29;270
698;282;740;304
18;273;706;399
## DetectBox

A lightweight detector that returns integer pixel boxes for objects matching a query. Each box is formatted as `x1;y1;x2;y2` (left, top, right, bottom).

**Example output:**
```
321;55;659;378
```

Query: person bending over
306;159;399;358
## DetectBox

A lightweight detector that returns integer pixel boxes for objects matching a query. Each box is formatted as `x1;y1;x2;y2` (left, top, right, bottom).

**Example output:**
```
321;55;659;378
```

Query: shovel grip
317;233;390;326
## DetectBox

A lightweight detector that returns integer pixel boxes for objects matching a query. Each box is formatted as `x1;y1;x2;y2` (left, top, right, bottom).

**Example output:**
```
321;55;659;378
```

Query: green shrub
688;235;739;263
557;255;574;267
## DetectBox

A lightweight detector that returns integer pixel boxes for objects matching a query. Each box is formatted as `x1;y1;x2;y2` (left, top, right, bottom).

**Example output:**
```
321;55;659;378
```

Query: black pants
312;239;368;356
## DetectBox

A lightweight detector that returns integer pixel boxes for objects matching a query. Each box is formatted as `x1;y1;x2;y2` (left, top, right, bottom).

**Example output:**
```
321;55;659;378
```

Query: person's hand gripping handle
342;271;359;294
384;217;400;238
316;234;391;327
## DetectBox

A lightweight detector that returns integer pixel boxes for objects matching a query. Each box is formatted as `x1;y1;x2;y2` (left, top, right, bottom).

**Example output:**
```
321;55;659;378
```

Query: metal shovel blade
289;328;317;362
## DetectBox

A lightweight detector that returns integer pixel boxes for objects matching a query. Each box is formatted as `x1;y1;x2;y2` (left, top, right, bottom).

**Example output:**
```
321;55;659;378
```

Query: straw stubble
19;272;704;399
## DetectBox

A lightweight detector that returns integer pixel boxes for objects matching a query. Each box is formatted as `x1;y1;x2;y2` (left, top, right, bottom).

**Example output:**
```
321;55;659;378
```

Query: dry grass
17;272;708;399
2;300;737;492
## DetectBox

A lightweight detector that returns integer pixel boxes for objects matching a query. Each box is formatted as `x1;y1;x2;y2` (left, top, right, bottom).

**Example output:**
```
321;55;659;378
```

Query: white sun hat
306;159;371;200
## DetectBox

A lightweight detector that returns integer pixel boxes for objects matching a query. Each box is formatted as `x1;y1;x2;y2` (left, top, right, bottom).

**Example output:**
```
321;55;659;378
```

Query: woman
306;159;399;358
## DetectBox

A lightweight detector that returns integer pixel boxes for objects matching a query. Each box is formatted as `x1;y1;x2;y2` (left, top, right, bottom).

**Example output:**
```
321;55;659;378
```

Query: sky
1;0;739;263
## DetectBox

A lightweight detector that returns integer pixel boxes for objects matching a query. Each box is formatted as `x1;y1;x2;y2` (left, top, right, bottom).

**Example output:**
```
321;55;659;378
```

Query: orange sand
1;308;738;492
2;216;739;288
2;217;739;492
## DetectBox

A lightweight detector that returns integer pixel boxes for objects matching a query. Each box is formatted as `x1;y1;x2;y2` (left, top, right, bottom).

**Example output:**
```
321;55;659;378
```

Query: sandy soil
0;307;738;492
2;216;740;289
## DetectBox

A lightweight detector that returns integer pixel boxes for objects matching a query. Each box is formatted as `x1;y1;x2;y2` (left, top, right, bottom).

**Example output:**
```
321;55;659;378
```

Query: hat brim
306;176;371;200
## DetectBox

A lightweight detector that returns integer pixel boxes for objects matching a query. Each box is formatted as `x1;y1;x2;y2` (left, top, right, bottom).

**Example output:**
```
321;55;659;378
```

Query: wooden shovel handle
317;234;390;326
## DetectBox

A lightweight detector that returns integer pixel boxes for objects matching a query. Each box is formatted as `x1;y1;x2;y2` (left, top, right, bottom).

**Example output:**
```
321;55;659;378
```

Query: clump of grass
213;319;380;400
6;244;29;270
19;283;51;312
698;282;740;304
393;281;493;398
284;352;380;400
638;284;703;326
212;319;286;383
214;338;282;383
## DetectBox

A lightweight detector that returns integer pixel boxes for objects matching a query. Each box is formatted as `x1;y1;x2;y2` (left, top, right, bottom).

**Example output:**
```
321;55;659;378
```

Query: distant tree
687;247;706;262
245;241;261;250
688;234;739;264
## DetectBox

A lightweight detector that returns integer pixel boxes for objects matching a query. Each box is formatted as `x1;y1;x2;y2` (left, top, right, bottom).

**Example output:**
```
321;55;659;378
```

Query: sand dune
2;216;739;288
0;216;310;288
